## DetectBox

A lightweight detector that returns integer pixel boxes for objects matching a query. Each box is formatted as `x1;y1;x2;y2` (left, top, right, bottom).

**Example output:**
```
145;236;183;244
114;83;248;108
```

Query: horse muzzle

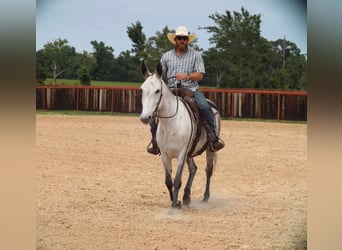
140;114;151;124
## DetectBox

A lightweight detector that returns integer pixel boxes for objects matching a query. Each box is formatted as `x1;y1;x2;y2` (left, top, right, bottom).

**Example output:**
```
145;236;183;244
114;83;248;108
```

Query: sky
36;0;307;55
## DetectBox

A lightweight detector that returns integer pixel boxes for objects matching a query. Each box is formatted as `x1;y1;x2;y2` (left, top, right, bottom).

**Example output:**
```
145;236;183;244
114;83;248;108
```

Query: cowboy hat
167;26;196;44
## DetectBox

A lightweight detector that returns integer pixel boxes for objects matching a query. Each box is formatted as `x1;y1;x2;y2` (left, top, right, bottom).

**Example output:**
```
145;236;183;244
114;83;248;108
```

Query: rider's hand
176;73;188;81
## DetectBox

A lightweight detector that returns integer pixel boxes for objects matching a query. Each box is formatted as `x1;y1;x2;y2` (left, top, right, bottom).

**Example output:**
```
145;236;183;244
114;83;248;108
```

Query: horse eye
155;89;160;94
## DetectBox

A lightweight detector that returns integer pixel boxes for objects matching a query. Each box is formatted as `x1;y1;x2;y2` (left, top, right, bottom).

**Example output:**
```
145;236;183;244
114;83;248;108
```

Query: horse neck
158;81;178;117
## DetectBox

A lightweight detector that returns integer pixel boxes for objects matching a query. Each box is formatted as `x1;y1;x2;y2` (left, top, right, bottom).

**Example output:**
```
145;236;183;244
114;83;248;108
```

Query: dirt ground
36;114;307;250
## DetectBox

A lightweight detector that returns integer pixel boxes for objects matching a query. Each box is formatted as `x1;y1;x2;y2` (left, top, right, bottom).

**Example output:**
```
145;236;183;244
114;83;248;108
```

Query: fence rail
36;85;307;121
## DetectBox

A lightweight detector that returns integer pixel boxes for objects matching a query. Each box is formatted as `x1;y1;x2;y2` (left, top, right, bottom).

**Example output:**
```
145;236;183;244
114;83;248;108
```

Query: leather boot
207;128;225;152
147;139;160;155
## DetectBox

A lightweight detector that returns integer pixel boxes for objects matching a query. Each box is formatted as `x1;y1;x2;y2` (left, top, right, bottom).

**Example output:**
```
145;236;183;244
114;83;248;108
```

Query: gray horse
140;61;222;208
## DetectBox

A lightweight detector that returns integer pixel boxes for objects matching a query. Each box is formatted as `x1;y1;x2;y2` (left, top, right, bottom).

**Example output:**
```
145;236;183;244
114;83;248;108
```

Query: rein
153;76;179;119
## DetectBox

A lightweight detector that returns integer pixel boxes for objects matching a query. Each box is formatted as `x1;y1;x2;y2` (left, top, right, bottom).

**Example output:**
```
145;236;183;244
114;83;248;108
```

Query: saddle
171;88;201;123
171;88;218;156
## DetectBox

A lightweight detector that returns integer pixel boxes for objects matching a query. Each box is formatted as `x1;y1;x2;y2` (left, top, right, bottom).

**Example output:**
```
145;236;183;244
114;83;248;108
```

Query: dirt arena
36;114;307;249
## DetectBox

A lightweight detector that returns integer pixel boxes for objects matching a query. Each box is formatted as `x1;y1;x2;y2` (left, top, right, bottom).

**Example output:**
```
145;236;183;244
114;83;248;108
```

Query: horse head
140;60;163;124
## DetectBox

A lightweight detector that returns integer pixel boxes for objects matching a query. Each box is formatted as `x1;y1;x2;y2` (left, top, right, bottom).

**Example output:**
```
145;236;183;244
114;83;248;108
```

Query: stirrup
146;141;160;155
209;137;225;152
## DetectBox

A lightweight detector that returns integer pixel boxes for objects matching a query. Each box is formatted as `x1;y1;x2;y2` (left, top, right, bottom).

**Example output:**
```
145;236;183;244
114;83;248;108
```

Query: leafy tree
201;8;265;88
127;21;147;60
200;8;307;89
43;38;78;84
90;40;116;81
113;50;142;82
250;37;273;88
78;66;91;85
36;64;47;84
144;26;174;66
283;41;307;90
35;10;306;90
267;39;307;89
36;49;50;82
202;48;229;87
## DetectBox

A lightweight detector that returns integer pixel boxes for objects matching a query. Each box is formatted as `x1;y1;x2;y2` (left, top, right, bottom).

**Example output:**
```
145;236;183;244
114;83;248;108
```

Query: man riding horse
147;26;225;155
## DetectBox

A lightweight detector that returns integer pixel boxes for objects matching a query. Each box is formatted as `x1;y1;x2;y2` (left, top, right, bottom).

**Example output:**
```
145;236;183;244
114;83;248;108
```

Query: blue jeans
149;116;158;139
193;90;215;132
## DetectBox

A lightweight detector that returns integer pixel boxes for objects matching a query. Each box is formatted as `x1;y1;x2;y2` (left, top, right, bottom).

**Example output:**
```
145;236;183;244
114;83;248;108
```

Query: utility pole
53;62;57;85
282;35;286;69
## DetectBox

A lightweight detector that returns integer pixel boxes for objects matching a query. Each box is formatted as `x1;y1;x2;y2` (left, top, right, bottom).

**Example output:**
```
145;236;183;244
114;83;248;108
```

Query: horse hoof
183;197;191;206
171;200;182;209
201;198;209;203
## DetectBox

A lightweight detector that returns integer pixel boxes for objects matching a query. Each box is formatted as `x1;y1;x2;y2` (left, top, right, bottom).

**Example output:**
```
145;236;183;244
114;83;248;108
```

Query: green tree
251;37;273;88
201;8;306;89
202;48;230;87
90;40;116;81
36;64;47;84
127;21;147;59
113;50;142;82
64;51;93;80
78;66;91;85
43;38;78;84
36;49;50;82
144;26;174;66
267;39;307;89
201;8;265;88
35;13;306;89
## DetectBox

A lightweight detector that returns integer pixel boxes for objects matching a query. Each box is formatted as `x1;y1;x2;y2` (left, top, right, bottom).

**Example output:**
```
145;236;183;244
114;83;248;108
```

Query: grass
42;78;141;87
41;78;217;88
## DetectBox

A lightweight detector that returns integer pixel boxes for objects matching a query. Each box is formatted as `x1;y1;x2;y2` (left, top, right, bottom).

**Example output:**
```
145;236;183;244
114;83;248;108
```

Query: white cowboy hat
167;26;197;44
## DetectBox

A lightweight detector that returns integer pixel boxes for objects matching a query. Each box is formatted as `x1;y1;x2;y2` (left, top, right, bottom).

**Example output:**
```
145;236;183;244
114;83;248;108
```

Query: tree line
36;7;307;90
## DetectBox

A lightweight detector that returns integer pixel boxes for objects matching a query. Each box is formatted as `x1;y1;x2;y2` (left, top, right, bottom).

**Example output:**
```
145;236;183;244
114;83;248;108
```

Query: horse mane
156;61;163;78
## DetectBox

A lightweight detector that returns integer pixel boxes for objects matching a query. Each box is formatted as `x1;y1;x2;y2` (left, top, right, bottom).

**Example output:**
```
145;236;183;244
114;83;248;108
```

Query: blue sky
36;0;307;55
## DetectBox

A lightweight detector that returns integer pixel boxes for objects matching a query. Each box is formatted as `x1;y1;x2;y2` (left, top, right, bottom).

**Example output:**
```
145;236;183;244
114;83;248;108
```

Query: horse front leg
183;157;197;206
203;150;216;202
162;156;173;203
172;154;187;208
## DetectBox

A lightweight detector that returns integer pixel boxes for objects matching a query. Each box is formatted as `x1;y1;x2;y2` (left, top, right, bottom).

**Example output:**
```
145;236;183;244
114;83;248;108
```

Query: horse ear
156;62;163;78
141;59;151;79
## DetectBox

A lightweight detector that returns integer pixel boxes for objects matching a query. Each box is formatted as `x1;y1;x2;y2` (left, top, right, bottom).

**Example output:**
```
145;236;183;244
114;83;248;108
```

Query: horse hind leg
203;150;216;202
183;157;197;206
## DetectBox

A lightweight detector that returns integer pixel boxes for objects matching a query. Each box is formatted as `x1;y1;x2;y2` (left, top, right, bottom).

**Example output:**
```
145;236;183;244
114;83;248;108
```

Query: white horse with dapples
139;61;222;208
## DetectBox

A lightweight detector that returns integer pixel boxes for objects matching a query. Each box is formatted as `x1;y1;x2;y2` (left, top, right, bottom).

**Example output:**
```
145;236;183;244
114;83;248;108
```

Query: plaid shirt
160;47;205;92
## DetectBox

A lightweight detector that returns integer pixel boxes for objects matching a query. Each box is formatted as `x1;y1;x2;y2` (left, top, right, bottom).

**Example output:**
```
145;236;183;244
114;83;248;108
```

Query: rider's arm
176;72;203;81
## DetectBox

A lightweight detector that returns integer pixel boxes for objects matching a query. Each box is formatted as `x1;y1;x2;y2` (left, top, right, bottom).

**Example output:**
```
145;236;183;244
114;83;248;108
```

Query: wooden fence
36;85;307;121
